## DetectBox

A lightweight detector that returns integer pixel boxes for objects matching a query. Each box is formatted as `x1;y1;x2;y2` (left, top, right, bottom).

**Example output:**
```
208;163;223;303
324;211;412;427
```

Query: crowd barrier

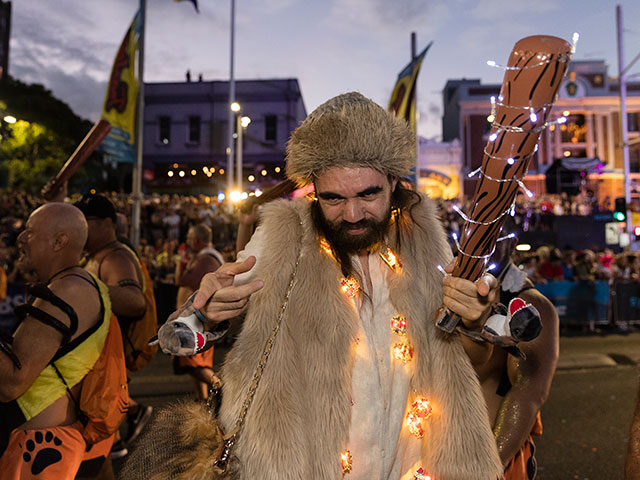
534;281;610;330
0;282;25;334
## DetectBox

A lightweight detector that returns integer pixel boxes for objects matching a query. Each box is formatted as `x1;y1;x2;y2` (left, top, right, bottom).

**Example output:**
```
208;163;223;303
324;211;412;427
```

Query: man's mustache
339;219;374;230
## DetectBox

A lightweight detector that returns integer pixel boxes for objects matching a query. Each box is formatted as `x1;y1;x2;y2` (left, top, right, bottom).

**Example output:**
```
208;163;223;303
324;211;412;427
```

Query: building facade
443;60;640;200
143;77;306;193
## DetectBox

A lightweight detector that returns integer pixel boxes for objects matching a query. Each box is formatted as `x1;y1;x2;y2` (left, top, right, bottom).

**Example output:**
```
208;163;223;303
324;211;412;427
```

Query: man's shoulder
197;247;224;266
106;243;139;267
45;274;102;334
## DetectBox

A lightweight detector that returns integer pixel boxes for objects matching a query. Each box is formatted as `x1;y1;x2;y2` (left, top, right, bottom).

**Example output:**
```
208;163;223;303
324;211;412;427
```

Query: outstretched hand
192;256;264;326
442;260;498;330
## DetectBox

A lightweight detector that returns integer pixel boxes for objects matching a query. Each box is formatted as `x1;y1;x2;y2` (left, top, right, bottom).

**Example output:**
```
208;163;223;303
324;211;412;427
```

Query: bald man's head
17;204;88;279
31;203;88;253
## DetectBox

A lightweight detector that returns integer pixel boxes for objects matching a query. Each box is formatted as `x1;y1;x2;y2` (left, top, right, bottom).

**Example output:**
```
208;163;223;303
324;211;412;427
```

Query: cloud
11;60;106;121
326;0;449;42
468;0;557;20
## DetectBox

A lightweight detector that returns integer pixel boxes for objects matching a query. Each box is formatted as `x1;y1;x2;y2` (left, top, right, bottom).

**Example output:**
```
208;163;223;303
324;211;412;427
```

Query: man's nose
343;199;365;224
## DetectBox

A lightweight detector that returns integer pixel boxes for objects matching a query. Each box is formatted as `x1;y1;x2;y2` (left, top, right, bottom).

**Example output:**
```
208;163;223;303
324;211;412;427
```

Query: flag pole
226;0;236;195
131;0;146;248
411;32;419;177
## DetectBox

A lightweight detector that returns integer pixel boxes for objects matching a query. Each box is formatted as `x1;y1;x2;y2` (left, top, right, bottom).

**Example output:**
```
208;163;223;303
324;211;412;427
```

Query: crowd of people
0;189;631;290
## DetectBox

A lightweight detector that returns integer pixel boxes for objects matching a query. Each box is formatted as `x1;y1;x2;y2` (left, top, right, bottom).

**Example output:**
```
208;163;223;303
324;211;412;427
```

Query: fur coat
218;195;502;480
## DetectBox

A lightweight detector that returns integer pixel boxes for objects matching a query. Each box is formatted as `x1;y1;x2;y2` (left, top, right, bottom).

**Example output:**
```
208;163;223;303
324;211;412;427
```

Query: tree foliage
0;76;114;194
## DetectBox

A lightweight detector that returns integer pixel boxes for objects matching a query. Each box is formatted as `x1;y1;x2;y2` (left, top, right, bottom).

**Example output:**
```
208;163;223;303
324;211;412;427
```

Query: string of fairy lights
165;164;283;182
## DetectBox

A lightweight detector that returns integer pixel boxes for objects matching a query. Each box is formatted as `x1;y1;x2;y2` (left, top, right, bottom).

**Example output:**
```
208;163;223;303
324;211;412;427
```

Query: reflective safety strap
26;283;79;337
14;304;74;344
0;330;21;369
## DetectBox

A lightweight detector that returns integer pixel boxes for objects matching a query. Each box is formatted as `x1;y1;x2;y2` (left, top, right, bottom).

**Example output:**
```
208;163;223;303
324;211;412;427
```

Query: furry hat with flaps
285;91;415;187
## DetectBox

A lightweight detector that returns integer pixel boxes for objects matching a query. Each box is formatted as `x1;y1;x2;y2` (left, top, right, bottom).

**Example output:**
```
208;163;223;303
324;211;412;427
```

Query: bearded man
184;92;503;479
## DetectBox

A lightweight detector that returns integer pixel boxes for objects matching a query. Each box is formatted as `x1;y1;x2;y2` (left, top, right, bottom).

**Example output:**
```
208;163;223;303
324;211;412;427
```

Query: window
188;116;201;143
560;114;586;144
265;115;277;142
159;116;171;144
630;147;640;173
628;113;639;133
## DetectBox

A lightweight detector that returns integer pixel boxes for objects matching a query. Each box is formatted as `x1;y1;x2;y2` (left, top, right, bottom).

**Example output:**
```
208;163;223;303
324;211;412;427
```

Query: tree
0;76;114;194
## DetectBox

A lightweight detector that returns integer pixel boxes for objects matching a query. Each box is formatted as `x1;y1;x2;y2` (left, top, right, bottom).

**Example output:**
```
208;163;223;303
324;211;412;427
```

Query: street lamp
236;113;251;191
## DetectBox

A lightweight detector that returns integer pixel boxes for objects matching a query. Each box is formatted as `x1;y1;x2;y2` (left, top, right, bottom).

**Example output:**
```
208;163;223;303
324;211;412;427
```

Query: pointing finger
219;256;257;276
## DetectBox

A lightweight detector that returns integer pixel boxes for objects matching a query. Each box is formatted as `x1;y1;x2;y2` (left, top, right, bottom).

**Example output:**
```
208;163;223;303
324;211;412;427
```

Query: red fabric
538;262;564;280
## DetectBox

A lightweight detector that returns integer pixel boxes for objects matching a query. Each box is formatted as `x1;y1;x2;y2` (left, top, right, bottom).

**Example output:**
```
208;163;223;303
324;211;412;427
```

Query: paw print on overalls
22;431;63;475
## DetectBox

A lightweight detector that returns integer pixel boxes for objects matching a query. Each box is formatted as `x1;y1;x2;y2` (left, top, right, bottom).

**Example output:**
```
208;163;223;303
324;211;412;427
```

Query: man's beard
312;201;392;256
16;250;37;280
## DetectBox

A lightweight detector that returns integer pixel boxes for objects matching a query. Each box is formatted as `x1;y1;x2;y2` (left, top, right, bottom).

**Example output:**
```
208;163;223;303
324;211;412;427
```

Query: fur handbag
119;254;300;480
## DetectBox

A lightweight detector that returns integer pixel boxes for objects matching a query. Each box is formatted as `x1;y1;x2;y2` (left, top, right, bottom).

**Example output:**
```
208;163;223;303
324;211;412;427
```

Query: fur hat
285;92;415;187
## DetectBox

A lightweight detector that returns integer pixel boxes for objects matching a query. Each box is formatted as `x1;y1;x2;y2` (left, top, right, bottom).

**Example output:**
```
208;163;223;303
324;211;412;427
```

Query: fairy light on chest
340;450;353;474
379;246;402;272
406;398;433;439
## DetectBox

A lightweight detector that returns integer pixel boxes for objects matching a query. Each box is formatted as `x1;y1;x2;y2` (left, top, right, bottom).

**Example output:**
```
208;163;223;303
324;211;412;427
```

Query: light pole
236;115;251;192
226;0;236;195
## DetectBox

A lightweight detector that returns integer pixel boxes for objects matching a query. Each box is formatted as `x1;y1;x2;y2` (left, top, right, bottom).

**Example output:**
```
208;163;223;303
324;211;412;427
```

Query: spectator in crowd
595;249;615;281
561;249;576;282
521;255;543;283
538;248;565;282
163;206;181;241
574;250;596;282
611;253;632;282
173;224;224;400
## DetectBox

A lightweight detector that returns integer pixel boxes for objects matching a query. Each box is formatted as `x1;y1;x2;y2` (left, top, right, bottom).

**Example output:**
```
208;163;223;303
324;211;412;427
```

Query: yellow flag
101;11;141;163
388;42;432;134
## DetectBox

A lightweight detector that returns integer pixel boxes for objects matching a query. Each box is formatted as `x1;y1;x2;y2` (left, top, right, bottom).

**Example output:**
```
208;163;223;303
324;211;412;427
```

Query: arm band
117;279;142;290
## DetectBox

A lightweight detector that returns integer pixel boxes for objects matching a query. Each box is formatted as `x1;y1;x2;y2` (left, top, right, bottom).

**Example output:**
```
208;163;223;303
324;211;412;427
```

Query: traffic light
614;197;627;222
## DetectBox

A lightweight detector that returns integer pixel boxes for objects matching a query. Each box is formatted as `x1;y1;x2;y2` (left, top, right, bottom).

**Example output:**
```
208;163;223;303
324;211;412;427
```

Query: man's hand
442;260;499;331
192;256;263;325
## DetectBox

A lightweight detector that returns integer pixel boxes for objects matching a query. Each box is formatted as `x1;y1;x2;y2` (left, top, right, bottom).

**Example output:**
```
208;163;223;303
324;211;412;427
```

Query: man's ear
53;232;69;252
390;176;399;192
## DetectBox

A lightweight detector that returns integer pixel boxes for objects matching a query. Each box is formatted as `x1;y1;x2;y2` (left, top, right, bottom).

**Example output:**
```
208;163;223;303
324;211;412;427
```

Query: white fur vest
219;195;502;479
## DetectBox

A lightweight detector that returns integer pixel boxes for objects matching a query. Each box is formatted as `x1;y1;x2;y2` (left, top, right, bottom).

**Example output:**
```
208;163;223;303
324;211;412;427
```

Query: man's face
16;210;51;279
314;167;397;254
186;229;201;252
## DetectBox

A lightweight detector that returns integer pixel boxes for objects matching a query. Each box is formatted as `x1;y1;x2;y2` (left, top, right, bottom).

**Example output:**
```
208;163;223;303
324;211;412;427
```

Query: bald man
0;203;116;479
